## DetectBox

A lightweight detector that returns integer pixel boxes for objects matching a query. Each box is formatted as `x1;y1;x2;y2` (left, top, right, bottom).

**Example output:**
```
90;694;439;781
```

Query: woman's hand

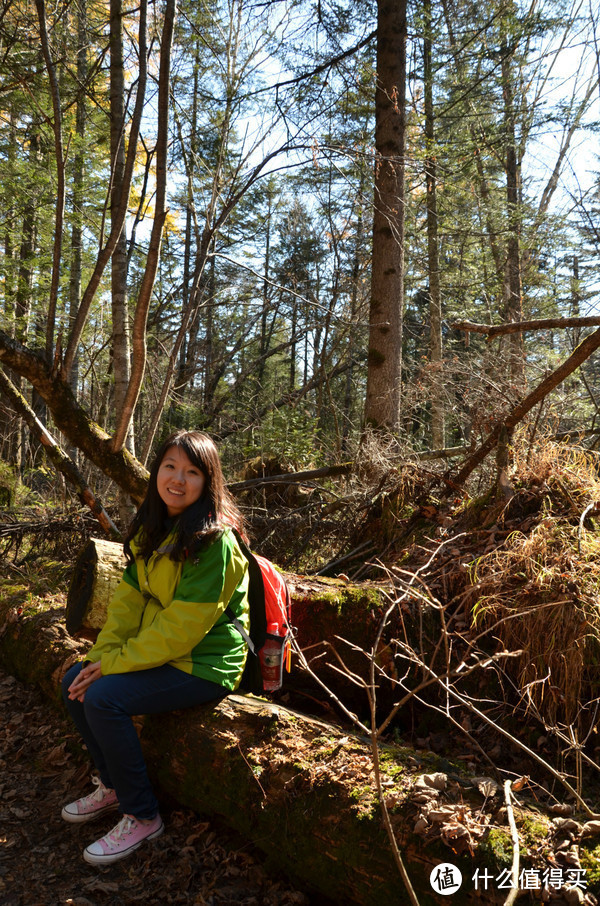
67;661;103;702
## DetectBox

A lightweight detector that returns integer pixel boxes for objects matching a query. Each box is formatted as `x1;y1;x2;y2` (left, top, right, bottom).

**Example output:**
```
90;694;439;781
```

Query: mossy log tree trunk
0;594;505;906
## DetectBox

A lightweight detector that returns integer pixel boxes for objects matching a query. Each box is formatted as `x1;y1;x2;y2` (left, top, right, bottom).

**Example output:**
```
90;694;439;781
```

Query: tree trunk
363;0;407;432
500;23;525;386
424;0;444;449
66;0;88;455
35;0;65;367
112;0;172;456
110;0;133;462
343;170;365;455
0;594;544;906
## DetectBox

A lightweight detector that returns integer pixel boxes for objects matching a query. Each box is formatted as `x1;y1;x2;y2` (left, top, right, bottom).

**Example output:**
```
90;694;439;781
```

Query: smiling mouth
167;488;185;496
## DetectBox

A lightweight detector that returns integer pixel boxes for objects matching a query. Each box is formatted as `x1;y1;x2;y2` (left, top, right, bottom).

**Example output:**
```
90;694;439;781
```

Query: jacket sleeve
99;534;247;675
86;563;146;662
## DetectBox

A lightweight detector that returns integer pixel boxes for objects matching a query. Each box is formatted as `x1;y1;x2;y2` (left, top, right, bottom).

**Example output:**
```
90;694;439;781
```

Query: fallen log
0;596;510;905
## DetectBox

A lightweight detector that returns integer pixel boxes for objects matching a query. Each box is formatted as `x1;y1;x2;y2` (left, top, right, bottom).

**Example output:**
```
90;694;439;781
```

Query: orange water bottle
259;622;284;691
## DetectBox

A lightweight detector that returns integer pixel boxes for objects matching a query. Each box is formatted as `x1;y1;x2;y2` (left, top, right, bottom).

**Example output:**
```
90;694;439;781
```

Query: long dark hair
124;430;244;563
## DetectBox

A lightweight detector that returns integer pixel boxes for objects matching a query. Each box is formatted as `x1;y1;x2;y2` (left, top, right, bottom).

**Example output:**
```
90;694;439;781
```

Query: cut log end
66;537;126;635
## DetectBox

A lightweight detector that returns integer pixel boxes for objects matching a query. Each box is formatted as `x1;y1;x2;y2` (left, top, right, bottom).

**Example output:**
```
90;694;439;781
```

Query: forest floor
5;439;600;905
0;669;310;906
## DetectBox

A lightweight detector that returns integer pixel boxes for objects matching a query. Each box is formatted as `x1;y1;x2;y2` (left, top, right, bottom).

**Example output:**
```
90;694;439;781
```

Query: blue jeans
62;662;227;819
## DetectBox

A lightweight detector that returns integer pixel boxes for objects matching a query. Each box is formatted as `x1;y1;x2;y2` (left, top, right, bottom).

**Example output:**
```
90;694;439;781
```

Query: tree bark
109;0;134;459
66;538;127;636
424;0;444;449
111;0;174;454
363;0;407;432
0;333;149;500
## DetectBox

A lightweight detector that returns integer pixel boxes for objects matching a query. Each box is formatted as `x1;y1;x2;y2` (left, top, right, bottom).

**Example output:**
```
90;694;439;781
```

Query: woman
61;430;249;865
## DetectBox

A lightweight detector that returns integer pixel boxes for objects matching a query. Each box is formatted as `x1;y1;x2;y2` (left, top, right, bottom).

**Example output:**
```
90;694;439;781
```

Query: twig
503;780;520;906
421;660;594;814
236;742;266;799
367;585;421;905
578;501;600;555
291;637;370;735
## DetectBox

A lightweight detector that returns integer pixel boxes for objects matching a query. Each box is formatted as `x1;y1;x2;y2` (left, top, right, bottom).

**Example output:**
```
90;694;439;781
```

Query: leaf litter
0;670;309;906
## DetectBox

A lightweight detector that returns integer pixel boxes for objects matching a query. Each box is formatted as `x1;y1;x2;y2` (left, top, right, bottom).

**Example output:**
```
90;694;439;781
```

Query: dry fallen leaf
415;772;447;792
511;775;529;791
549;803;575;816
474;776;500;797
581;820;600;837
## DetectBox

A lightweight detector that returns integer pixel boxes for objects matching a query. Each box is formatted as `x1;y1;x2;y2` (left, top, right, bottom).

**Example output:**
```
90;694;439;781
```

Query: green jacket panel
86;528;249;691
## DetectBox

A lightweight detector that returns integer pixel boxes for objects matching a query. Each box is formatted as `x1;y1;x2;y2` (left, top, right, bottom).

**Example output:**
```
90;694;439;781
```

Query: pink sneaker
83;813;164;865
61;776;118;823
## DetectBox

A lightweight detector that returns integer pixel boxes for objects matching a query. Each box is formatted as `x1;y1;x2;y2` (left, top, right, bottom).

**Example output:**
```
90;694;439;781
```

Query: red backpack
225;530;292;694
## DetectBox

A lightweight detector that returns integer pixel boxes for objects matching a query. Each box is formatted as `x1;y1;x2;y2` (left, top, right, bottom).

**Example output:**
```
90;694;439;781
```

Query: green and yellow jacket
86;527;250;691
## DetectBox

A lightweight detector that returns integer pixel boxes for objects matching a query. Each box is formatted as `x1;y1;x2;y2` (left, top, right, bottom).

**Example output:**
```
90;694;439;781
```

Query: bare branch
0;367;120;540
450;327;600;488
111;0;175;453
451;316;600;337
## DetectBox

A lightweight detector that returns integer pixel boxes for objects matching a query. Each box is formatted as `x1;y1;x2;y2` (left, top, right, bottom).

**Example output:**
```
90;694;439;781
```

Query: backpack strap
224;528;267;654
224;605;256;655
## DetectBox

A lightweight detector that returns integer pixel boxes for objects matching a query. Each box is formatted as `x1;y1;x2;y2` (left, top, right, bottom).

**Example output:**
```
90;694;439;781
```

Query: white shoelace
81;776;109;807
103;815;136;850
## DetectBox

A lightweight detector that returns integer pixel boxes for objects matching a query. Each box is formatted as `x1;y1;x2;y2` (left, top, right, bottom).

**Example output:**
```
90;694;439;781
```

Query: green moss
518;814;549;848
579;842;600;887
377;750;404;779
311;584;383;616
479;827;514;867
479;814;550;872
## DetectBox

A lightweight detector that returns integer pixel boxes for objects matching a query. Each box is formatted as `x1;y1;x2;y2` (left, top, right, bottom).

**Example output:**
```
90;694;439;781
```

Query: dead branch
449;327;600;489
366;614;422;906
452;316;600;337
419;657;594;814
503;780;520;906
0;368;120;540
229;462;353;492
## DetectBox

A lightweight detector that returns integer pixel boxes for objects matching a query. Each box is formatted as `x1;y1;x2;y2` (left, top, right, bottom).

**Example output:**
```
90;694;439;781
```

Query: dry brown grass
466;438;600;732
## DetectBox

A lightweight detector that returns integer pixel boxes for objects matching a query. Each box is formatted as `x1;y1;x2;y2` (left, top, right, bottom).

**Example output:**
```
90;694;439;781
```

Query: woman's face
156;445;206;517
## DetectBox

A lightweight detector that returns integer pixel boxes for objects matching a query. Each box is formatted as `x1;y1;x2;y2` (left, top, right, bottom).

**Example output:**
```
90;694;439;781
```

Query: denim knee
81;675;126;722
